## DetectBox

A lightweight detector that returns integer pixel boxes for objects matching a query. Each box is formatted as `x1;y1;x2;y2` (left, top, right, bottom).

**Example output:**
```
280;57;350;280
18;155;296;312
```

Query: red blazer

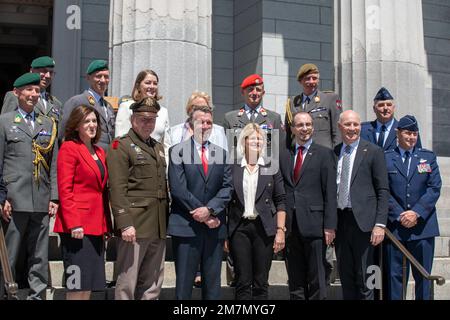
54;141;112;236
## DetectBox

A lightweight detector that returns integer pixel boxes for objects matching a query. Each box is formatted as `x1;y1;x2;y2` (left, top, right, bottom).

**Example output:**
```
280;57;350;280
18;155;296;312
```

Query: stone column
109;0;212;126
335;0;432;147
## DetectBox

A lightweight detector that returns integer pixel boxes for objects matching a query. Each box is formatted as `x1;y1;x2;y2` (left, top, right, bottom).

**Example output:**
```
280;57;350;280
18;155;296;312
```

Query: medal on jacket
88;96;96;106
314;96;320;103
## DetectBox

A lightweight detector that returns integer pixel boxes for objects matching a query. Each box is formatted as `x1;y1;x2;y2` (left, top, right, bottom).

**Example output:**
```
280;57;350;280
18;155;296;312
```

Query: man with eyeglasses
280;111;337;300
2;56;62;124
361;87;422;151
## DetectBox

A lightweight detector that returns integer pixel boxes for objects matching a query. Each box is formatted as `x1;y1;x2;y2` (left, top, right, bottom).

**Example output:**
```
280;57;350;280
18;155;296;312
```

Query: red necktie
201;145;208;175
293;146;304;183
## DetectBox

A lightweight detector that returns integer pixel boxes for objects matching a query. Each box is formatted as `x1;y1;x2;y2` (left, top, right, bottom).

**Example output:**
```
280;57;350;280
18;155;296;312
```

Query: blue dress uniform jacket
361;119;422;151
384;146;441;300
385;147;441;241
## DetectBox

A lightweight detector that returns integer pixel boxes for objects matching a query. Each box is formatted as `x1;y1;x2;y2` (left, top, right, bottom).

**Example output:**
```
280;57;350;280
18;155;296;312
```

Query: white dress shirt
241;157;265;219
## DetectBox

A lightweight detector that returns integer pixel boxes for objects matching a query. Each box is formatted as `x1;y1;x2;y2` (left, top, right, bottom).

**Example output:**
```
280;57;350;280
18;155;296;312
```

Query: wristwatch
207;207;216;216
277;226;287;232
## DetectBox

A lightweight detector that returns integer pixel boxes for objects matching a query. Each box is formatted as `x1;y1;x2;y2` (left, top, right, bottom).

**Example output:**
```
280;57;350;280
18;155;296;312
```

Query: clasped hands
399;210;419;228
190;207;220;229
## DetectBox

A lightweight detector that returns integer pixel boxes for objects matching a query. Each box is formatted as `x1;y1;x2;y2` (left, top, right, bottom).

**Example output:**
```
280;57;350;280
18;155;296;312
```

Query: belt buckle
245;215;257;220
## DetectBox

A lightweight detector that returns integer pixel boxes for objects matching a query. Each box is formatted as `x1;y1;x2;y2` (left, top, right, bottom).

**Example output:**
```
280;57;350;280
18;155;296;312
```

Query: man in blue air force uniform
384;115;441;300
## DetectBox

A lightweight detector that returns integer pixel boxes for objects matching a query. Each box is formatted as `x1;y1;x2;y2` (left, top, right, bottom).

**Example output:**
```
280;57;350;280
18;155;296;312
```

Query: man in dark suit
361;87;421;151
60;60;115;150
334;110;389;300
223;74;283;161
2;56;62;124
384;115;441;300
280;111;337;300
168;105;233;300
285;63;342;150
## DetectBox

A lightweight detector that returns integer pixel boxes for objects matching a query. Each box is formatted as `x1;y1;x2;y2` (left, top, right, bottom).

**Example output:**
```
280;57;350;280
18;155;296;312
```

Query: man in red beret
223;74;283;156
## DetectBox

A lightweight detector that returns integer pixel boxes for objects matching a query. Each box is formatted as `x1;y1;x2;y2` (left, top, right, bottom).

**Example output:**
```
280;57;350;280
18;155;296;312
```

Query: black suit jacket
334;139;389;232
227;162;286;238
280;142;337;238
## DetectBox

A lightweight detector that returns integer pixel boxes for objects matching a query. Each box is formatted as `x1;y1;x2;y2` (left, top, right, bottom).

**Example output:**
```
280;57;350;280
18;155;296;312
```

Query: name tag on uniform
310;107;327;113
388;170;398;174
417;163;431;173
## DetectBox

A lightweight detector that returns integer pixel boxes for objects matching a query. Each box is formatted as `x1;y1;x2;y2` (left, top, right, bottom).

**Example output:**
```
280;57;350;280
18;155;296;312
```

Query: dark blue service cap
397;115;419;132
374;87;394;101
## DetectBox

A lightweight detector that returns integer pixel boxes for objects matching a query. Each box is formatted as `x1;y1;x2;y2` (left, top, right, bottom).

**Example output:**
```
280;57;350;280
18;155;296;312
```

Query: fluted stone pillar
109;0;212;125
335;0;432;148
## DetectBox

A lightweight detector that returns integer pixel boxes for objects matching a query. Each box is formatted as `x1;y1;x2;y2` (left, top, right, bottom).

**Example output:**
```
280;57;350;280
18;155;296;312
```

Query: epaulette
417;148;433;154
119;95;133;105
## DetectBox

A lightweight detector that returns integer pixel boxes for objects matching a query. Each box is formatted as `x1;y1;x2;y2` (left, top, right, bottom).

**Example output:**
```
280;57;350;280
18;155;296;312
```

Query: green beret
130;97;160;114
31;56;55;69
13;73;41;88
297;63;319;81
86;60;108;75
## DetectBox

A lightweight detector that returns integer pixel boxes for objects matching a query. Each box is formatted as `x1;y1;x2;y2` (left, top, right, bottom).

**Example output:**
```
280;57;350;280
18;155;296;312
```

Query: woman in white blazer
115;69;171;155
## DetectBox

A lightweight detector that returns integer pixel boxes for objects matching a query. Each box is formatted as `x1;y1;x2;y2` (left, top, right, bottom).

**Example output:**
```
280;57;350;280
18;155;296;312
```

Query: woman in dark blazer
53;105;112;300
228;123;286;300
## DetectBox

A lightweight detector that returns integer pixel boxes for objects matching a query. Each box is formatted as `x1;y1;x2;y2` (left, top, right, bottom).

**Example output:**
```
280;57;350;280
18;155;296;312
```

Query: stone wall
423;0;450;155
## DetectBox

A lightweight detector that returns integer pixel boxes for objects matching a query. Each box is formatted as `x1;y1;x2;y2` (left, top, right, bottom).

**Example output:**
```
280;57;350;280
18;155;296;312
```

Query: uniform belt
128;190;167;199
242;215;258;221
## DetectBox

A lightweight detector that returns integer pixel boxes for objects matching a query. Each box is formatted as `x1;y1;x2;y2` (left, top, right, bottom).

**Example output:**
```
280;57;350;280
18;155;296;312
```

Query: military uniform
384;115;441;300
285;90;342;149
2;91;62;124
107;128;168;300
60;90;115;150
0;110;58;299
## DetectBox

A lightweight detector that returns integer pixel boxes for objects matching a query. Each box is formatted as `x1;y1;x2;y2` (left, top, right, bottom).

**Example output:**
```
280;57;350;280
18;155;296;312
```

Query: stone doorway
0;0;54;105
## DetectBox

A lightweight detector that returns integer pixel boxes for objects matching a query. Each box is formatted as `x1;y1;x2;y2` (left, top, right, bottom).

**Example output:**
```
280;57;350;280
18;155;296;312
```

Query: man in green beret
60;59;115;151
0;72;59;300
1;56;62;125
107;97;168;300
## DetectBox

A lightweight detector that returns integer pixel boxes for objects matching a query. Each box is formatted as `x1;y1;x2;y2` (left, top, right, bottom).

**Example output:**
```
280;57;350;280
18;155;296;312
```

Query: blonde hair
185;91;212;115
237;123;267;159
131;69;162;101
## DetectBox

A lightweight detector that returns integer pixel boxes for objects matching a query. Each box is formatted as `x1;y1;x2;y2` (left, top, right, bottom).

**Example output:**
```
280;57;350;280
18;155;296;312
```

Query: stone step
437;218;450;237
18;280;450;300
435;237;450;257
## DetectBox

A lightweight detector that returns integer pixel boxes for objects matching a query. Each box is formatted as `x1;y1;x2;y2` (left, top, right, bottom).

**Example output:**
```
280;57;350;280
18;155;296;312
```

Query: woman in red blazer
54;105;112;300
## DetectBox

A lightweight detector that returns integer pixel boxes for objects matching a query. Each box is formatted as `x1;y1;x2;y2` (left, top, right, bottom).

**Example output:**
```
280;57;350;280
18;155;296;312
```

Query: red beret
240;74;264;89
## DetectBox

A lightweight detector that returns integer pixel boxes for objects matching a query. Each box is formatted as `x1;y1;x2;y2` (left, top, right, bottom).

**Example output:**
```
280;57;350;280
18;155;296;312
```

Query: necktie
293;146;304;183
25;113;33;132
250;109;256;122
404;151;411;176
201;145;208;175
338;145;352;209
377;125;387;148
302;96;310;111
99;98;108;120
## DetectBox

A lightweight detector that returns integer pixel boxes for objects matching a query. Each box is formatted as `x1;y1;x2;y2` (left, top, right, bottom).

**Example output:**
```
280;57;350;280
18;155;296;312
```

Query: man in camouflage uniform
107;97;168;300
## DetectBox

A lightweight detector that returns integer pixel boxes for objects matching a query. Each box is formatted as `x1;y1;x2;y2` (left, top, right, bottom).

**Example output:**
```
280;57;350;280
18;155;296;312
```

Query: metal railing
380;228;445;300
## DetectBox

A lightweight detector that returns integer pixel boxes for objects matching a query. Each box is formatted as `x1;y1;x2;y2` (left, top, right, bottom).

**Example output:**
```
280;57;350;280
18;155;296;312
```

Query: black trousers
335;209;374;300
229;217;274;300
286;220;327;300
